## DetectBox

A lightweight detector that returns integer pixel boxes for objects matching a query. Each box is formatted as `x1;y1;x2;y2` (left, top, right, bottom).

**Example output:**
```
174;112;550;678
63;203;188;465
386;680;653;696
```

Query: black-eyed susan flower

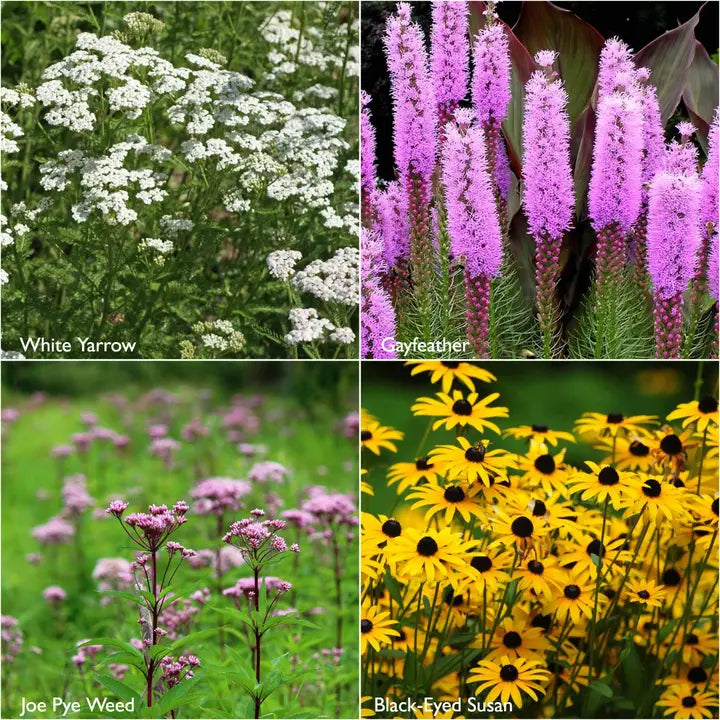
411;389;508;434
515;554;567;600
489;508;549;553
361;469;374;496
360;601;400;653
625;475;689;525
575;411;658;439
673;628;718;666
360;697;375;717
594;434;655;471
484;616;550;663
361;416;404;455
407;480;486;525
386;456;441;495
429;438;513;486
567;461;635;511
504;424;575;446
455;547;515;593
393;526;473;584
625;578;667;608
657;684;718;719
651;427;696;470
514;444;570;496
667;396;719;432
558;533;629;581
545;657;591;694
553;577;600;624
361;513;404;555
468;655;550;708
407;360;497;393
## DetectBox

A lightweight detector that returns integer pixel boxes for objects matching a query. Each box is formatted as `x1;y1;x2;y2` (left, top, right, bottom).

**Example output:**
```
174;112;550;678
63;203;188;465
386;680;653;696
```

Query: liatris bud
431;1;469;128
647;171;702;357
360;91;378;223
588;91;643;295
472;21;511;208
597;37;636;99
442;109;502;356
384;2;437;300
361;229;396;358
522;56;574;357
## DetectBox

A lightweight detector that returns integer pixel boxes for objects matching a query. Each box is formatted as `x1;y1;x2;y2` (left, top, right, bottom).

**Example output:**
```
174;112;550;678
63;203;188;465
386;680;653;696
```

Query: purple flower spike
597;38;636;99
431;1;469;128
361;91;378;223
361;228;397;358
522;63;574;356
647;171;702;357
472;23;511;128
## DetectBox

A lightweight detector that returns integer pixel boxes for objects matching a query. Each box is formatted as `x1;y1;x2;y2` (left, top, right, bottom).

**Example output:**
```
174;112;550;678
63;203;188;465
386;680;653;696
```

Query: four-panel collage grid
0;1;718;719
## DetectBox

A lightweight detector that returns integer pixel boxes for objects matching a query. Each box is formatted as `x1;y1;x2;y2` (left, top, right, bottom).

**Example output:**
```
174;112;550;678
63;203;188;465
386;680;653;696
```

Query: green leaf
154;676;201;715
79;638;141;655
92;674;141;704
682;41;719;151
383;570;403;608
588;680;613;698
657;618;679;644
634;9;699;124
513;1;604;123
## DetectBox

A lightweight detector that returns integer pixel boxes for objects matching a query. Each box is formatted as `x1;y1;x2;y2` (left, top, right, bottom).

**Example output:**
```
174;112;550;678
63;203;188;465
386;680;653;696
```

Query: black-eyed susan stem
696;425;708;494
482;549;519;651
587;496;609;681
414;582;424;696
481;585;487;650
420;582;440;664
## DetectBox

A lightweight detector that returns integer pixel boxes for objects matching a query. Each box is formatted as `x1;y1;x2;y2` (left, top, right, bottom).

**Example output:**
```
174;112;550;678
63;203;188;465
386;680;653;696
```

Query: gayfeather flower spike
442;109;502;357
646;171;702;358
522;52;574;358
105;500;194;708
361;228;397;358
384;2;437;306
360;90;378;224
472;14;512;214
588;90;643;354
223;510;298;719
430;1;469;131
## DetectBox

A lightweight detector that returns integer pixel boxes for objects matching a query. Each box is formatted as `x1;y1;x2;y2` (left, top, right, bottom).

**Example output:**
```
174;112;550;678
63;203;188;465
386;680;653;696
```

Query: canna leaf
682;40;719;151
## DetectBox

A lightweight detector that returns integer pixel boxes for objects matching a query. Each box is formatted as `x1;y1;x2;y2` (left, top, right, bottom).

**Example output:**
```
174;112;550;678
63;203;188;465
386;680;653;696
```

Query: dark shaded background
362;1;720;180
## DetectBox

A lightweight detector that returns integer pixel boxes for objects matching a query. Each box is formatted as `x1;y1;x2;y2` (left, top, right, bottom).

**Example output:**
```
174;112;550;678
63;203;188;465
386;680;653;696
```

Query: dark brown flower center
471;555;493;573
528;560;544;575
685;633;699;645
698;395;718;413
441;361;460;369
629;440;650;457
381;519;402;538
534;454;555;475
586;539;605;558
452;399;473;416
642;479;662;498
598;466;619;486
417;537;438;557
361;430;372;441
687;667;707;683
499;664;519;682
660;434;683;456
606;413;624;424
681;696;697;708
415;456;433;471
531;424;548;433
511;516;534;538
502;631;522;649
361;619;373;633
637;590;650;599
564;584;581;599
662;568;681;586
444;486;465;503
532;500;547;517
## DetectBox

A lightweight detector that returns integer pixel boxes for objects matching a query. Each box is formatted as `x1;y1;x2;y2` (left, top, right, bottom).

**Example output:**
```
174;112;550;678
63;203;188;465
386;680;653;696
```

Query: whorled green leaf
682;40;719;151
513;1;604;123
634;9;699;124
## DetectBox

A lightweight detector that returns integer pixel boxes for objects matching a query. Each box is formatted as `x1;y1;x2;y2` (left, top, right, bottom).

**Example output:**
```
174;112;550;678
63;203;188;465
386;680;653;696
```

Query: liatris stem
682;227;712;357
407;172;434;336
594;222;626;358
654;291;683;358
535;233;561;358
465;271;491;357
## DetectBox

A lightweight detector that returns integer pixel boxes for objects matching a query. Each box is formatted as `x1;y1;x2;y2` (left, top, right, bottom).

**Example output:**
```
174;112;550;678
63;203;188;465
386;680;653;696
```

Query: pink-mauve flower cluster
441;109;502;279
588;92;643;233
248;461;289;484
1;616;23;663
158;590;209;641
384;2;437;185
223;576;292;600
223;513;298;568
431;1;469;115
62;474;94;515
51;444;74;458
106;500;189;552
472;23;511;127
281;508;317;531
150;436;181;466
522;67;574;240
73;640;101;669
361;90;377;220
341;411;359;440
32;515;75;545
596;37;636;99
181;417;209;442
301;487;357;529
647;171;702;299
160;654;200;688
190;477;251;515
93;557;133;604
1;408;20;424
43;585;67;605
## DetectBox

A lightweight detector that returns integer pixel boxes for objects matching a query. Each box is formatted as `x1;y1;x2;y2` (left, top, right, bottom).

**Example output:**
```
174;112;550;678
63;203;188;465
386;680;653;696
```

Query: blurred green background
362;360;719;513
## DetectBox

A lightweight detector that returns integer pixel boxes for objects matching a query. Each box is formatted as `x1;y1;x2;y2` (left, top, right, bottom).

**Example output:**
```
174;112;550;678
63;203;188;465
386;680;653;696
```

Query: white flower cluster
39;135;170;225
139;237;174;264
160;215;193;236
291;246;358;305
123;12;165;36
283;308;355;346
192;319;245;353
266;249;302;281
